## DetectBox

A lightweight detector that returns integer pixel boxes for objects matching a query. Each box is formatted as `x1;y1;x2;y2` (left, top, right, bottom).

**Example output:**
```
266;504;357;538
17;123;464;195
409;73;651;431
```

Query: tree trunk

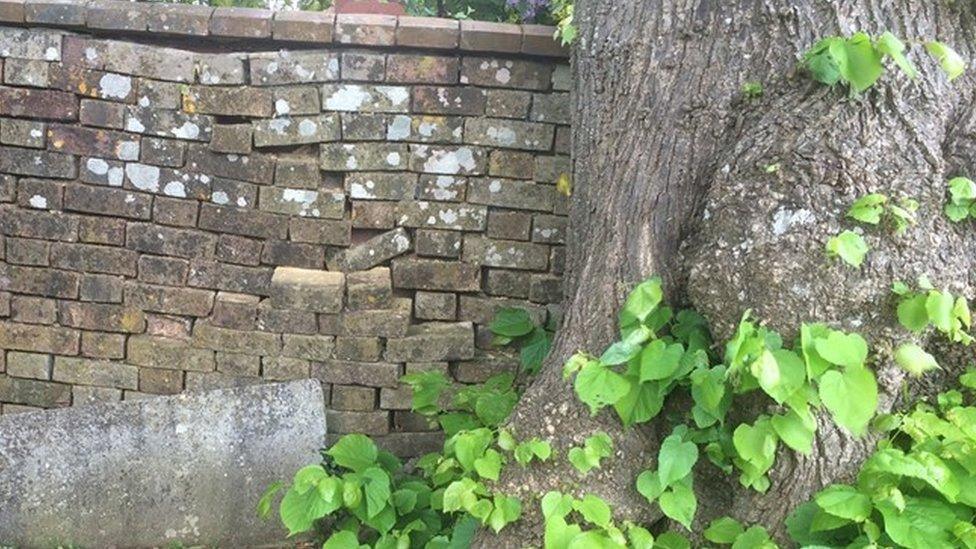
477;0;976;545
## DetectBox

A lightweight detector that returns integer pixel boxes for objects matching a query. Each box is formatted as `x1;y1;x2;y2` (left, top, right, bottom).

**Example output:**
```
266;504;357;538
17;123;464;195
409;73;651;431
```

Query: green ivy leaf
323;531;363;549
731;526;776;549
826;230;869;267
654;532;692;549
257;481;283;519
898;293;930;332
489;307;534;337
568;432;613;475
847;193;887;224
894;343;940;377
814;484;872;522
514;438;552;466
926;41;966;81
520;327;551;374
618;277;664;331
279;481;340;536
613;378;666;427
636;470;664;504
574;360;632;415
488;495;521;533
639;339;685;381
401;370;450;416
819;366;878;436
813;330;868;368
574;494;612;529
659;481;697;530
835;32;885;92
752;349;806;404
360;466;392;519
800;323;832;379
326;434;378;473
474;448;503;481
771;410;815;455
704;516;745;544
926;290;955;333
658;431;699;488
876;31;918;78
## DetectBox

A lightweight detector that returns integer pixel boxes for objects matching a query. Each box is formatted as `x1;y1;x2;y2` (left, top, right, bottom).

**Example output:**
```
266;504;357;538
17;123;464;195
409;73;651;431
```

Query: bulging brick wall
0;0;570;455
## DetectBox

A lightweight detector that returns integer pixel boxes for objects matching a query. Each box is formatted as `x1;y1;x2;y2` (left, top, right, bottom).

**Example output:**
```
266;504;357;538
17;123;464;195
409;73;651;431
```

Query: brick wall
0;1;570;456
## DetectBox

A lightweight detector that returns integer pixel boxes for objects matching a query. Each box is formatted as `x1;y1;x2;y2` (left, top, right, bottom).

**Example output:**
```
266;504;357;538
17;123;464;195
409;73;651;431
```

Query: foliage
944;176;976;222
847;193;918;235
787;374;976;549
802;32;964;92
740;81;763;99
826;230;869;267
488;307;553;375
892;278;973;345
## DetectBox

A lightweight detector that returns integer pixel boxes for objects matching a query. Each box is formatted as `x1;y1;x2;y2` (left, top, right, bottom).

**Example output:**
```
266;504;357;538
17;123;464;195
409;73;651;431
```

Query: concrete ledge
0;380;327;547
0;0;569;57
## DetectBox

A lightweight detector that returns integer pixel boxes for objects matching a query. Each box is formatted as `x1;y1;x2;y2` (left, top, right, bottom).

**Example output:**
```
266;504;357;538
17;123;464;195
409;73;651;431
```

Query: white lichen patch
275;99;291;116
116;141;140;161
125;163;161;192
125;117;146;133
98;73;132;100
298;119;318;137
771;207;815;236
171;121;200;140
163;181;186;198
28;194;47;208
323;85;371;111
211;191;229;205
387;115;411;140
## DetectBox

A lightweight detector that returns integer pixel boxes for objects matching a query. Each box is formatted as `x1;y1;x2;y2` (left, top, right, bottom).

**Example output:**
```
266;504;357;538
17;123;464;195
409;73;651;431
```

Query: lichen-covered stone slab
0;380;326;547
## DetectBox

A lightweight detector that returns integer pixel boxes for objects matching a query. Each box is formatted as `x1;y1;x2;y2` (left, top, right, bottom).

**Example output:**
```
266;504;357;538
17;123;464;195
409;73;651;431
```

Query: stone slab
0;380;326;547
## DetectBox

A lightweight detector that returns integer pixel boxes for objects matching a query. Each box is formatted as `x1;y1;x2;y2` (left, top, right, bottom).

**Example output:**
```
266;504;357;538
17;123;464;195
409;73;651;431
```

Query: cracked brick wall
0;1;570;456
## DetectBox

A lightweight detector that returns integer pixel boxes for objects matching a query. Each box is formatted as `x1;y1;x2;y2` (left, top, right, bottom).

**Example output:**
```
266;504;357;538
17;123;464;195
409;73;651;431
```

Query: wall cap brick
0;0;567;58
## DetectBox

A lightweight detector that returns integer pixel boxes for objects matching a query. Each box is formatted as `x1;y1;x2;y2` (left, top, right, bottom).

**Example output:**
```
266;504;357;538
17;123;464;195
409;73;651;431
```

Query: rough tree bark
476;0;976;545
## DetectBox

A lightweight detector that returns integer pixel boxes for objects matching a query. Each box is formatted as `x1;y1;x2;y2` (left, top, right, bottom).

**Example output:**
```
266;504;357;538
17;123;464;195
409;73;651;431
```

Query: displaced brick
352;200;397;229
210;6;272;39
269;267;345;313
339;298;410;338
346;267;392;310
211;292;258;330
329;227;411;271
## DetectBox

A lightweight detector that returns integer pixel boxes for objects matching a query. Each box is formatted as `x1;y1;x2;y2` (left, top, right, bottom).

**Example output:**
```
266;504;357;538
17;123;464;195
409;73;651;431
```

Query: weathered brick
186;145;275;184
124;282;215;317
529;274;563;303
485;89;532;119
485;269;531;298
393;411;439;432
253;114;341;148
488;150;534;179
459;20;520;53
321;84;410;113
335;13;396;46
339;298;411;338
262;356;310;381
386;54;458;84
198;203;288;239
6;351;52;379
183;86;272;118
272;9;333;43
50;242;137;276
79;273;123;303
258;187;344;220
390;258;480;292
327;409;389;435
210;6;272;38
216;352;260;376
530;92;570;124
415;291;457;321
146;3;211;36
396;201;487;231
86;0;148;31
48;67;136;103
192;322;280;356
6;237;49;266
151;197;197;228
417;174;466;202
345;172;416;201
250;51;339;86
144;314;191;339
126;222;216;259
0;263;78;298
16;178;62;211
385;322;475;362
275;157;321;188
320;142;409;171
64;184;152;219
352;200;397;229
387;114;463;144
396;16;458;50
522;24;569;57
195;53;246;86
210;178;257;209
453;350;519;383
0;321;78;355
1;119;46;149
215;234;263;266
188;261;273;296
53;356;137;390
311;360;400;388
468;177;556;211
0;207;78;241
329;227;411;271
141;137;186;167
138;366;183;394
289;218;351;246
59;301;145;333
459;295;546;325
332;385;376;411
335;336;382;361
210;124;252;155
137;255;189;285
80;331;125;359
127;335;215;372
10;295;55;324
124;106;212;142
80;99;126;129
341;51;385;82
0;28;59;60
257;302;318;334
281;333;336;361
0;146;76;178
211;292;258;330
25;0;86;26
463;235;549;271
412;86;486;116
269;267;345;313
340;112;387;140
74;385;123;404
487;210;532;241
346;267;392;310
0;374;71;407
460;57;552;91
464;118;554;151
532;214;567;244
261;240;324;269
415;229;462;258
408;145;486;175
